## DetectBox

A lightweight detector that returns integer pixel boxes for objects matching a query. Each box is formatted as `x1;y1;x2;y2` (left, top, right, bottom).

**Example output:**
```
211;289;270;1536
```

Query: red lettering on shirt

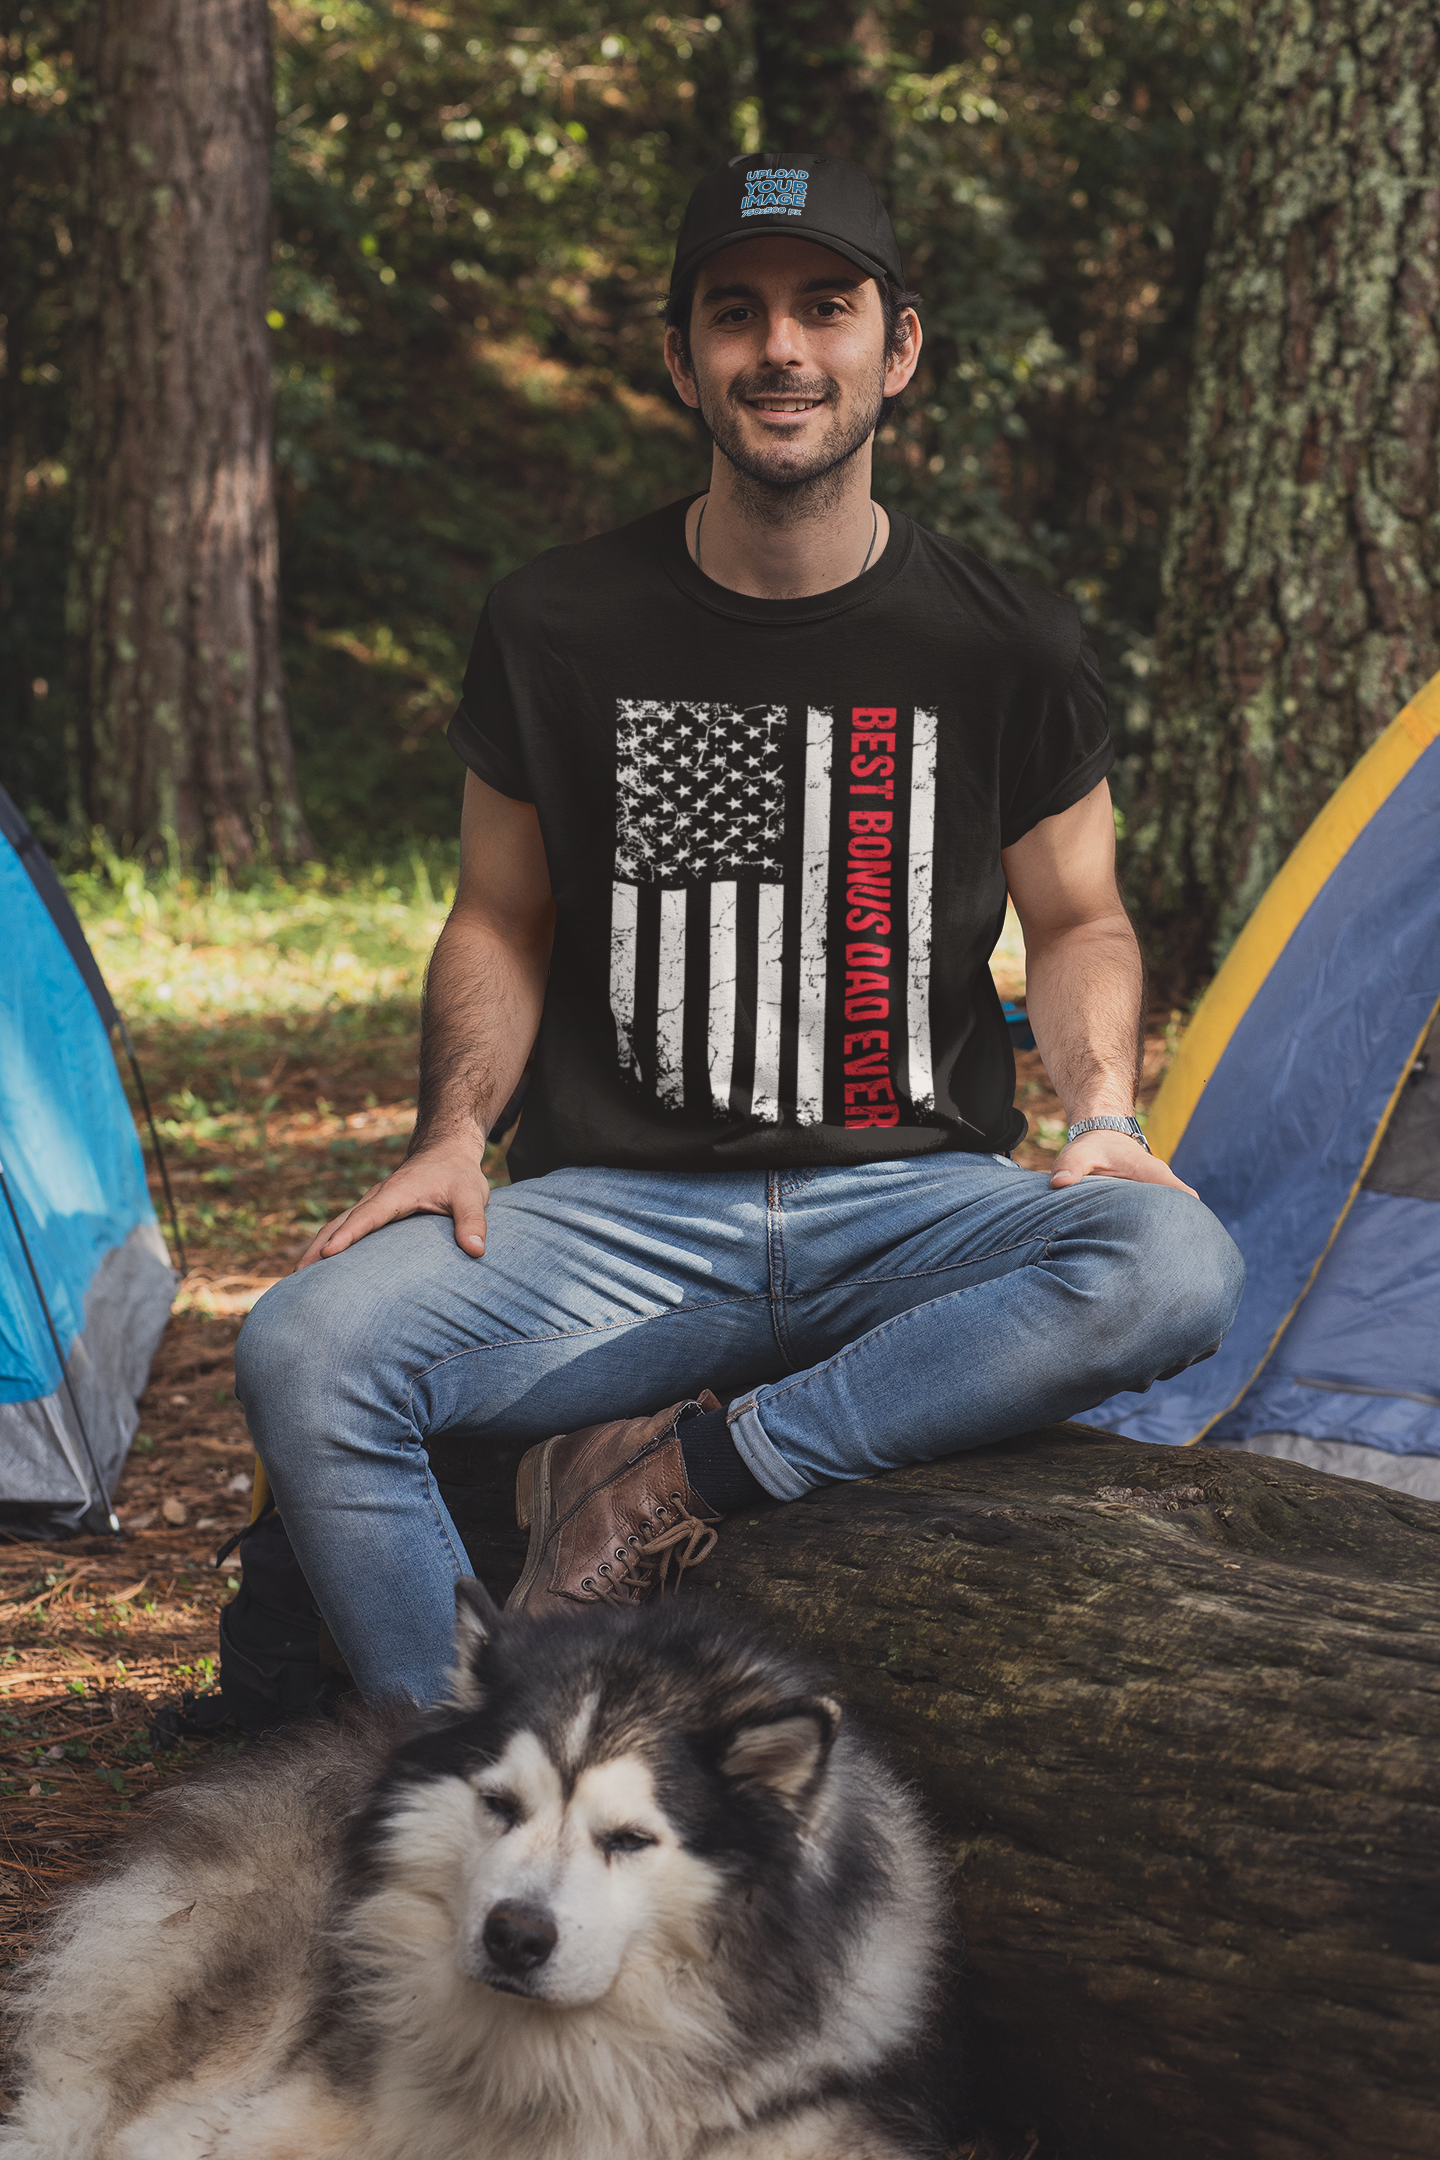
843;717;900;1124
846;1101;901;1128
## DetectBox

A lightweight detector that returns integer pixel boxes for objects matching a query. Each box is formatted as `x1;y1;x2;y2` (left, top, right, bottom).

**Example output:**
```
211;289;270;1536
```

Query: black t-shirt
448;496;1111;1180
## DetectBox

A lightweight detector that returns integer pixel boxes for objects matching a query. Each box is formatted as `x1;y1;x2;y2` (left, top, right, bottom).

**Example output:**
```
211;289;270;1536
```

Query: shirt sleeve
999;632;1114;849
446;596;533;802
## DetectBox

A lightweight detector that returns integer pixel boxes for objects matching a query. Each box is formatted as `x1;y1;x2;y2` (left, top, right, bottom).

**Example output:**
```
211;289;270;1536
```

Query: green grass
66;844;459;1026
63;849;469;1279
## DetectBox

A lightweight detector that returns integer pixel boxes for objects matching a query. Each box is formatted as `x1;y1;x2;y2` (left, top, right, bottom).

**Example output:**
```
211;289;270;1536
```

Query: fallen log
437;1422;1440;2160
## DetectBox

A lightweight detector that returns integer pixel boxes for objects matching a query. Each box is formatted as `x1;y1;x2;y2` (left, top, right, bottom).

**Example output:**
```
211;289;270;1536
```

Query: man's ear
447;1577;502;1710
663;323;701;410
720;1696;842;1804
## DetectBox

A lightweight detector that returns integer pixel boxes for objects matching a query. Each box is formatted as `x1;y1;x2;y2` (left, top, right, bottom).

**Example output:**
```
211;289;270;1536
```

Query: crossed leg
235;1155;1242;1700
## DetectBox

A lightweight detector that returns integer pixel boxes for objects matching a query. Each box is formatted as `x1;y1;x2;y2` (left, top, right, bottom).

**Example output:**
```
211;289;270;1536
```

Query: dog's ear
720;1695;841;1805
447;1578;502;1711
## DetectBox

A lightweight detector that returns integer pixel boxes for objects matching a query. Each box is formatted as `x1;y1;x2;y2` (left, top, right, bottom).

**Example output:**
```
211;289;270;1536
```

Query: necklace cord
859;501;878;575
692;497;880;582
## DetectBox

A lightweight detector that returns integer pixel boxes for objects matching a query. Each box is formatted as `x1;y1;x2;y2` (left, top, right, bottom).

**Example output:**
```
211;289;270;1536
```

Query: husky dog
1;1585;952;2160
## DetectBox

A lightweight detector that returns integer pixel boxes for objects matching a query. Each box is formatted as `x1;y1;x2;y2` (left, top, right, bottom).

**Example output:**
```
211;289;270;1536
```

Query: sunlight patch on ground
67;852;456;1023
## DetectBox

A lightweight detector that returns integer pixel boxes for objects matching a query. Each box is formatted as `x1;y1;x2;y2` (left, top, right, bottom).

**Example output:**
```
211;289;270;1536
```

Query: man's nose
760;309;806;367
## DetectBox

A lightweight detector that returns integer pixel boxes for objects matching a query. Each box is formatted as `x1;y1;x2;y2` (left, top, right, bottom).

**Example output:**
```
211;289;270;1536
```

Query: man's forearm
411;903;552;1153
1021;914;1144;1121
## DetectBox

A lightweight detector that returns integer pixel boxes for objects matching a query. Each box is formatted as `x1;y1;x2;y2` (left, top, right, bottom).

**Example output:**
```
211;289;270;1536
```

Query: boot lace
583;1496;719;1602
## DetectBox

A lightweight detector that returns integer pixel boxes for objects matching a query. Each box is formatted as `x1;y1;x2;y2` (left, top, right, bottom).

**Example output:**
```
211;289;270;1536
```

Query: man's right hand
294;1132;492;1270
295;773;552;1275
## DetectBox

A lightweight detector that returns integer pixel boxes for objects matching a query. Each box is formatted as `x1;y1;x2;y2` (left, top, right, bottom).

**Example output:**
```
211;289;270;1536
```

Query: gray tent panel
0;1223;176;1530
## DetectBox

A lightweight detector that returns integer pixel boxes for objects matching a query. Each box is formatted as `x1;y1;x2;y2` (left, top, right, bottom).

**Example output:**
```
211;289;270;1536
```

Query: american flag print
608;698;939;1125
614;700;787;882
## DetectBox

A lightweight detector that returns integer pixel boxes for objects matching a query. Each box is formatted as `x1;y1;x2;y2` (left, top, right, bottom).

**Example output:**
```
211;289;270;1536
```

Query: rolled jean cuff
727;1395;814;1501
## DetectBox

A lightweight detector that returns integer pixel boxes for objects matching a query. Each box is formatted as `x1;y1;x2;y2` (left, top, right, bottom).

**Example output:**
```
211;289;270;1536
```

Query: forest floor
0;859;1180;2153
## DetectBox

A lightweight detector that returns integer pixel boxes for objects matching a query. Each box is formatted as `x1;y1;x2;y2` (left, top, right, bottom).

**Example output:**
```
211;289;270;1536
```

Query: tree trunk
440;1423;1440;2160
1128;0;1440;984
66;0;312;865
752;1;887;162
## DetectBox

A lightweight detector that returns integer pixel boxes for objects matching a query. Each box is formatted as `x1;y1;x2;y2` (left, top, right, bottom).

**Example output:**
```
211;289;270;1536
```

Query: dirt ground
0;979;1174;2156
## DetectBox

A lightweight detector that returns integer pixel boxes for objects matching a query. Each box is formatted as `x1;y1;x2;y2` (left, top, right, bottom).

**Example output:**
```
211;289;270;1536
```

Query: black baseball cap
670;153;905;293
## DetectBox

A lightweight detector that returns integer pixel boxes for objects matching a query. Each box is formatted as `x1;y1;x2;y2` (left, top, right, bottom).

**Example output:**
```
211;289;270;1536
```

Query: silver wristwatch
1065;1114;1152;1154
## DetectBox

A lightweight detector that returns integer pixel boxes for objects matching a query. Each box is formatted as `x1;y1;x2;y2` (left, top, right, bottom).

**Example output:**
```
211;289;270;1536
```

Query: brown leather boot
506;1392;724;1615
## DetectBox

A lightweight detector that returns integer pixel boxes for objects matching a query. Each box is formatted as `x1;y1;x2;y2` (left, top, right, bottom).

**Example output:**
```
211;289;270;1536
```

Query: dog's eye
599;1828;657;1859
482;1792;521;1831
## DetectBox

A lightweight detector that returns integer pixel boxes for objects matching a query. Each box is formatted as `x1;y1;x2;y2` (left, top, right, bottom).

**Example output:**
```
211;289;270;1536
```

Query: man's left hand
1049;1130;1197;1197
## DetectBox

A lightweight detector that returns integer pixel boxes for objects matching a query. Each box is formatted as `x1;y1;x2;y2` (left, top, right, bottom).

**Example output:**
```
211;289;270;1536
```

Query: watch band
1065;1114;1152;1154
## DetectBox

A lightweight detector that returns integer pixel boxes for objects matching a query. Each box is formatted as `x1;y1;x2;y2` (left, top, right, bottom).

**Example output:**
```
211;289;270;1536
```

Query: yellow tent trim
1183;990;1440;1446
1145;670;1440;1163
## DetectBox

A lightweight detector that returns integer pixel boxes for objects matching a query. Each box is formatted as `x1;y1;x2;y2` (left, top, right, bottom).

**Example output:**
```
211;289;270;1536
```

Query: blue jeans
235;1156;1243;1702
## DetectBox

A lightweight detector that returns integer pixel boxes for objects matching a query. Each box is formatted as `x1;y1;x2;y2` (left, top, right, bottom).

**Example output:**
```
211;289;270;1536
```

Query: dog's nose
482;1901;558;1974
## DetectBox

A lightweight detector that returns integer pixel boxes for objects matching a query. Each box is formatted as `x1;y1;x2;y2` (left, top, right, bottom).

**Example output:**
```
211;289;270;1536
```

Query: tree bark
752;1;887;162
66;0;312;864
440;1423;1440;2160
1128;0;1440;984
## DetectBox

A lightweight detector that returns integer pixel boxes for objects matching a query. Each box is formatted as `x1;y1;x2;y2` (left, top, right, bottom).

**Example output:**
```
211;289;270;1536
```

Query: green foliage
266;0;746;851
67;842;457;1025
3;1;1244;856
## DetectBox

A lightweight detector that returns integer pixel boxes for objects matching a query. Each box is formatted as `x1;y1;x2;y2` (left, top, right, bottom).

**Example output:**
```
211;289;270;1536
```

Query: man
236;155;1243;1704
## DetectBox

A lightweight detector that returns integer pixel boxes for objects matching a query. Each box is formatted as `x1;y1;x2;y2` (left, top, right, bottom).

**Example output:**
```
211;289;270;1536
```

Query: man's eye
483;1792;520;1830
600;1827;657;1858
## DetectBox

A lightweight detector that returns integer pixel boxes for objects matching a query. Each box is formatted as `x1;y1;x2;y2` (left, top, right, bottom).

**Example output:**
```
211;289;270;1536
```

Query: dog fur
0;1585;952;2159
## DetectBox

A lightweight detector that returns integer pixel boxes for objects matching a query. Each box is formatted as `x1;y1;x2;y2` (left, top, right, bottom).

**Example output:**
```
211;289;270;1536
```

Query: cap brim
673;225;895;293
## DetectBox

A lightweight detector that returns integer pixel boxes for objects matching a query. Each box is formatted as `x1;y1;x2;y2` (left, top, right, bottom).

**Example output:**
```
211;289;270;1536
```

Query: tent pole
117;1016;187;1277
0;1159;121;1536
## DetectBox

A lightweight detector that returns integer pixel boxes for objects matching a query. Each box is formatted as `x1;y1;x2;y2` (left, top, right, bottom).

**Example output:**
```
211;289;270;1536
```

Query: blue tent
1085;676;1440;1496
0;789;177;1535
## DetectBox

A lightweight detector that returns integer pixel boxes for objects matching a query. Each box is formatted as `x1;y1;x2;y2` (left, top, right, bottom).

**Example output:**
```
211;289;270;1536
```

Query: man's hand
294;773;553;1273
295;1132;493;1270
1003;782;1197;1202
1049;1129;1197;1197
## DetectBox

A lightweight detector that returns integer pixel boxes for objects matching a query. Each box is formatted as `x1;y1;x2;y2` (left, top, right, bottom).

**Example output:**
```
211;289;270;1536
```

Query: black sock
679;1405;767;1516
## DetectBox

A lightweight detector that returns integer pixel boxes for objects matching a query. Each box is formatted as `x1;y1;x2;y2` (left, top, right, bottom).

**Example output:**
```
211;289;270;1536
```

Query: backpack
214;1505;353;1732
155;1440;525;1747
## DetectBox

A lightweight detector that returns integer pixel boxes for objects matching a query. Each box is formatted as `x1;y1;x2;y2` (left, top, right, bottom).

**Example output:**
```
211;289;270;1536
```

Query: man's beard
694;364;887;520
